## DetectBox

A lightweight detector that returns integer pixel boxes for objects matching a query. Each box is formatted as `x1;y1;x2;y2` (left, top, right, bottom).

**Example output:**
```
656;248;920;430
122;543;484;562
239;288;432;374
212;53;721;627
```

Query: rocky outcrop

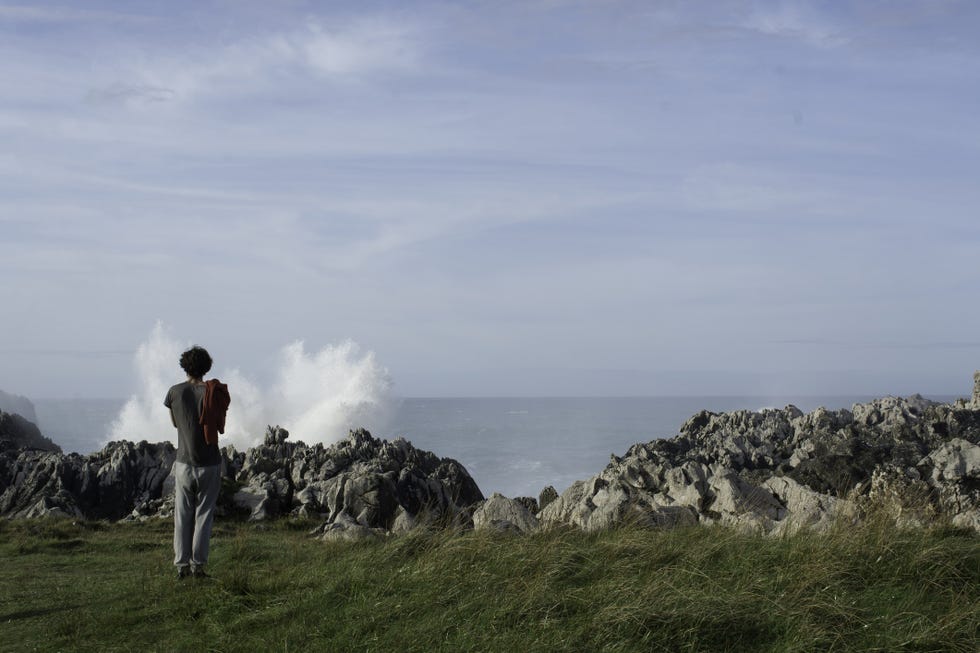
0;423;484;535
232;427;484;539
0;439;175;519
0;410;61;454
473;493;540;533
3;385;978;537
538;485;558;512
538;394;980;533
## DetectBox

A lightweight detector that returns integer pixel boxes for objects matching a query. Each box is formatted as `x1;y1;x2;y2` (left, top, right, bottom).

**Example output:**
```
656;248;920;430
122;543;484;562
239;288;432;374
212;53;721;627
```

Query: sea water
32;394;958;498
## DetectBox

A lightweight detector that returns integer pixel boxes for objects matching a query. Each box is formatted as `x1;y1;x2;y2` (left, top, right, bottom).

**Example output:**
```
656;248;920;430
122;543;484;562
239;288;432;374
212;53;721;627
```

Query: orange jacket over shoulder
200;379;231;446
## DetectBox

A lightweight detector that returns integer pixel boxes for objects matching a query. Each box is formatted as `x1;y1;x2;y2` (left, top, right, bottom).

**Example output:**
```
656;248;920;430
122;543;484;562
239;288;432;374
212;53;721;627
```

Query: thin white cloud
291;19;421;77
131;17;423;102
2;1;979;398
741;1;849;47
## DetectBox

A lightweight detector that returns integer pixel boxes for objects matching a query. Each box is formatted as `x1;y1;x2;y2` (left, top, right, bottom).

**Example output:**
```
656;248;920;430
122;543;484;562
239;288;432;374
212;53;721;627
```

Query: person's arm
164;387;176;428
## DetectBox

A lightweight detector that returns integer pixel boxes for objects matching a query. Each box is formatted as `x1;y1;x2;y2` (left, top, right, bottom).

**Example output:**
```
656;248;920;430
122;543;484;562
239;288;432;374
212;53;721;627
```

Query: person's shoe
192;567;210;579
176;566;191;580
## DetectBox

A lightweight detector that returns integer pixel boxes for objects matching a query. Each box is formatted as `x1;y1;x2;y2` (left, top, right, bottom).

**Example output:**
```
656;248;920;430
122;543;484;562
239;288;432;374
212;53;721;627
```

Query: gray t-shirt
164;382;221;467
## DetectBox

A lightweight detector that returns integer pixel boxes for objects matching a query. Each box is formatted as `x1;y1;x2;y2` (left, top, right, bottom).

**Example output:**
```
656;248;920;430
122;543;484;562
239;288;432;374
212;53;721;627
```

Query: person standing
164;345;230;579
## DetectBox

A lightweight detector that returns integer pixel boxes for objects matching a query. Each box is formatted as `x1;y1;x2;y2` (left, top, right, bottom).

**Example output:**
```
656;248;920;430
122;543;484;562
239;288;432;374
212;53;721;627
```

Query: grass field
0;516;976;652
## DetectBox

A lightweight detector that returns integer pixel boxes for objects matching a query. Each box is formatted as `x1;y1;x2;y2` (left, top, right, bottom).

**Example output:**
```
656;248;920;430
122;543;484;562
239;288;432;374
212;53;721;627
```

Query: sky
2;0;980;399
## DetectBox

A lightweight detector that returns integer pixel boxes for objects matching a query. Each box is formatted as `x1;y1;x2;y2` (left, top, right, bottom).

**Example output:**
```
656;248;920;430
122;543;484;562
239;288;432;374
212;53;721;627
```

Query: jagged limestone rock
473;493;540;533
3;384;980;535
763;476;847;534
663;461;709;511
312;510;385;542
537;485;558;513
705;470;785;525
228;428;484;532
537;390;980;534
0;424;483;533
0;440;175;520
920;438;980;483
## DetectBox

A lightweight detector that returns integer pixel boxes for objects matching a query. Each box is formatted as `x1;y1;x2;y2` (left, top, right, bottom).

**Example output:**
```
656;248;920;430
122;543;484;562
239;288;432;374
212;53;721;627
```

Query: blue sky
2;0;979;398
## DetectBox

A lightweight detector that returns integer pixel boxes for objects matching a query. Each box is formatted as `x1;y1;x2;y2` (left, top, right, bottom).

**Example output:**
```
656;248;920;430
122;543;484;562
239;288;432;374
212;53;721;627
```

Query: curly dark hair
179;346;213;379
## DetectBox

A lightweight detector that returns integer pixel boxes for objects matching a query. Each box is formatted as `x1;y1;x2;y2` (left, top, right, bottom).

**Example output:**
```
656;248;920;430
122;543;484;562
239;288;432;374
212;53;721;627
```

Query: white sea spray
108;322;393;449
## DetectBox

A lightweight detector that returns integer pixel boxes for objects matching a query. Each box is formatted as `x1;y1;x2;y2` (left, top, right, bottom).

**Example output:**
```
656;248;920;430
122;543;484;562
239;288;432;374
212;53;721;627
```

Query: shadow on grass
0;604;80;621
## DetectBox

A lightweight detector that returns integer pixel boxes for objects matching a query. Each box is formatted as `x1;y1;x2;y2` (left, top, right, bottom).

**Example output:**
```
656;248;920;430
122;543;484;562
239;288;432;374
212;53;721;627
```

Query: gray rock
21;490;85;519
0;423;483;535
0;439;175;520
538;485;558;512
473;493;539;533
232;485;276;521
230;428;483;534
4;380;980;536
514;496;538;514
952;510;980;531
763;476;846;533
390;505;419;533
706;470;785;526
538;475;695;532
663;461;709;511
920;438;980;483
912;438;980;528
312;511;385;542
865;464;936;527
538;384;980;534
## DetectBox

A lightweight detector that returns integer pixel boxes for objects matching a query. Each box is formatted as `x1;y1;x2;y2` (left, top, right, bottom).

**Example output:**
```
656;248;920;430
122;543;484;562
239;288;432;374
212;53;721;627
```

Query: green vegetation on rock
1;517;976;652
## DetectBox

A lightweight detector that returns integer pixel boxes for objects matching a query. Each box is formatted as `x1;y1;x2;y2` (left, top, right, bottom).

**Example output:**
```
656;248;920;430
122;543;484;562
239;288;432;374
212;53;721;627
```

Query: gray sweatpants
173;462;221;570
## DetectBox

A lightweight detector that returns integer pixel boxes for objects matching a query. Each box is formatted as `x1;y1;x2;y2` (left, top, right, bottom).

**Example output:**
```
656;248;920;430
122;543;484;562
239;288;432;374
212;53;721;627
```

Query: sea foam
107;322;393;449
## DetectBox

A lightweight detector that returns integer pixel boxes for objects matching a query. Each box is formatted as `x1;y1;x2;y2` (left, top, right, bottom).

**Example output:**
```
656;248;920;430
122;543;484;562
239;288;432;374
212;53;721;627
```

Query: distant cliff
0;410;61;454
0;389;38;424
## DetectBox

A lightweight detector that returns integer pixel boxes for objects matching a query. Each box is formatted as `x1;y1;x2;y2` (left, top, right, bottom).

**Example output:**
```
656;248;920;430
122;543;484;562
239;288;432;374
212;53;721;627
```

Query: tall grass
0;517;976;652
